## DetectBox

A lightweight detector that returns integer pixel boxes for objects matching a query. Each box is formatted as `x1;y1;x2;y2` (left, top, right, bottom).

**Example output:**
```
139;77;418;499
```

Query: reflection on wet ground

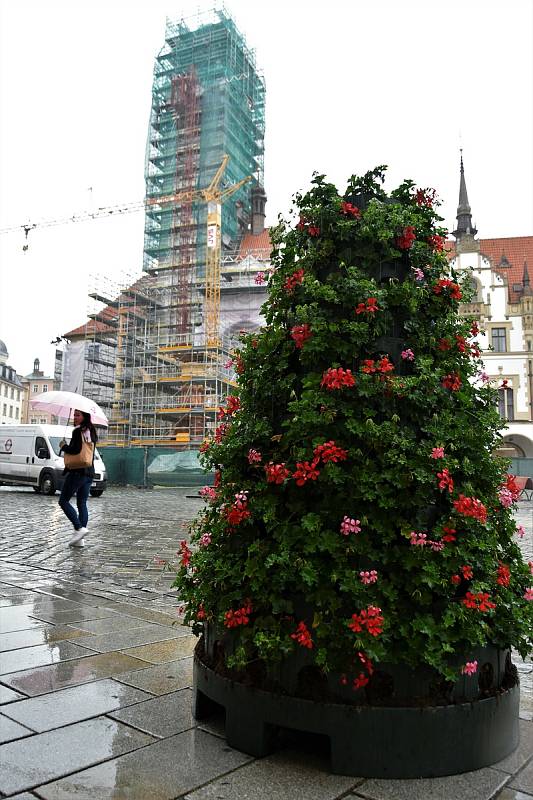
0;486;531;799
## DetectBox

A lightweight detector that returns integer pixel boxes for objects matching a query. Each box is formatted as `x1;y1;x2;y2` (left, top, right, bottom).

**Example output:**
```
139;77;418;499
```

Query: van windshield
49;437;64;456
49;437;101;460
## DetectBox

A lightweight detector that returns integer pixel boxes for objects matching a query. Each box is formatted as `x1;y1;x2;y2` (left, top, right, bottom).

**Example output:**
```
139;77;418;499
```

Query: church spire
452;151;478;247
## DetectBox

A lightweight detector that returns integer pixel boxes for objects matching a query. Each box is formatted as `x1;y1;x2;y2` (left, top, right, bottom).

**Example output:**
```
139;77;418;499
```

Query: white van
0;424;107;496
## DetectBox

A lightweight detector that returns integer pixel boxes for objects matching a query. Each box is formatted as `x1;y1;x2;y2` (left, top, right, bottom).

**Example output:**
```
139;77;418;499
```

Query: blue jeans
59;473;92;530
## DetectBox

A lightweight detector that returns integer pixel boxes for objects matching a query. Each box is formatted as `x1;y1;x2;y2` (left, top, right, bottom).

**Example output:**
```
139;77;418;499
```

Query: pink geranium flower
413;267;425;281
516;524;526;538
498;488;514;508
360;570;378;585
401;349;415;361
524;588;533;601
410;531;427;546
247;448;262;464
431;447;445;459
199;533;212;547
461;660;478;675
340;516;361;535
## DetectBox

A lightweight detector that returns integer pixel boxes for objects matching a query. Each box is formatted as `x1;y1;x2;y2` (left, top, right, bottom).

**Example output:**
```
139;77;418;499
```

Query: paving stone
0;651;151;696
0;713;33;743
496;789;533;800
493;719;533;774
36;729;252;800
0;594;38;607
0;716;155;795
0;641;96;675
27;606;118;624
1;792;40;800
71;625;186;654
65;616;167;635
109;689;194;737
185;748;360;799
510;761;533;794
2;678;152;732
0;625;92;652
0;684;26;704
123;635;197;663
94;603;182;627
115;657;193;695
352;767;509;800
0;605;47;633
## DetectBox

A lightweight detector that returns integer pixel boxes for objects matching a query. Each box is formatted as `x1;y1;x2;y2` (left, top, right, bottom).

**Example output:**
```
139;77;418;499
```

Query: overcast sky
0;0;532;377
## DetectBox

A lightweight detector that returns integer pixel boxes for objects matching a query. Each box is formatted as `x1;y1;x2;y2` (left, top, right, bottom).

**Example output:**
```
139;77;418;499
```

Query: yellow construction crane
146;154;252;347
2;155;252;348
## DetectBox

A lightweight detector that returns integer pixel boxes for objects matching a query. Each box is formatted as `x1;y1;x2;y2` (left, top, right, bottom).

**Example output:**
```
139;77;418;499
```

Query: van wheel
90;489;104;497
33;486;42;493
40;474;56;495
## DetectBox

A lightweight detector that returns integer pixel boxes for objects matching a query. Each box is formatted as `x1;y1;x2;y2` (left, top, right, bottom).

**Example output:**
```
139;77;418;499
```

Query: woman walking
58;409;98;547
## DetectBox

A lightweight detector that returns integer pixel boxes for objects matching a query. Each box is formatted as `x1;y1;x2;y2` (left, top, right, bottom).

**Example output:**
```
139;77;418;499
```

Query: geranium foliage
174;167;533;686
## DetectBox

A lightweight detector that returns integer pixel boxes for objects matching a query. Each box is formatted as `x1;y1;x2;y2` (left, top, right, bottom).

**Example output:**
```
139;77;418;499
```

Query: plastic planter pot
192;628;519;778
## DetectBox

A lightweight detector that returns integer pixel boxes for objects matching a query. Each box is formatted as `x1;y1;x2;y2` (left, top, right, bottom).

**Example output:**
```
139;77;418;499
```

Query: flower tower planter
174;168;532;778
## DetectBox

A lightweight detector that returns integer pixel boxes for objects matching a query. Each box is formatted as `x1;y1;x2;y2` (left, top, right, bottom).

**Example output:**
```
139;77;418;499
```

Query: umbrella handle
64;408;72;439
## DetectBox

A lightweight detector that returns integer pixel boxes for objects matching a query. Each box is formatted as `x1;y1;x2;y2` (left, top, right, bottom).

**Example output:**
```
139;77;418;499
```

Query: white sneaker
69;527;87;546
70;538;85;547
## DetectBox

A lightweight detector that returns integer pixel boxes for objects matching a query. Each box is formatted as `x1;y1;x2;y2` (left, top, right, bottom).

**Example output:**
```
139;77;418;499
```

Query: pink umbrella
30;390;109;427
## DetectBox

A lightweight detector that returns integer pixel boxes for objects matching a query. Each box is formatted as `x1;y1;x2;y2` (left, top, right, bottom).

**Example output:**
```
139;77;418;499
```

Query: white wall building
449;156;533;457
0;339;23;425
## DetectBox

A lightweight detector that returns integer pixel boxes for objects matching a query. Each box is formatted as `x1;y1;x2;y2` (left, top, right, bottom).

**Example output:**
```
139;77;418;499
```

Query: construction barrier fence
100;446;212;488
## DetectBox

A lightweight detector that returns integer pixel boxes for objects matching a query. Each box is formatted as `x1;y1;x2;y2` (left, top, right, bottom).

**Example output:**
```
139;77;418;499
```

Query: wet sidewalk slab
0;486;531;799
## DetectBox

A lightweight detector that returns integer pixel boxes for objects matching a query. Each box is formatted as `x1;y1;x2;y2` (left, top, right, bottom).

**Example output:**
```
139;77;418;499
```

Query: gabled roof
449;236;533;302
63;304;118;339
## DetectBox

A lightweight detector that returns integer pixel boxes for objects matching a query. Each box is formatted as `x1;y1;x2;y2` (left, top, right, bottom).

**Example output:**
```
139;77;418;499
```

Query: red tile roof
238;228;272;259
448;236;533;302
63;319;116;338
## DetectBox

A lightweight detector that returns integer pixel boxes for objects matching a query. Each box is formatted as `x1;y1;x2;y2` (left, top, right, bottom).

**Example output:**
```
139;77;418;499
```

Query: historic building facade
0;339;24;425
449;157;533;456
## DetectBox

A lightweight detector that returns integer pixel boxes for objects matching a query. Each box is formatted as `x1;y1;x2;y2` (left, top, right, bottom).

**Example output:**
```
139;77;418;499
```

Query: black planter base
193;648;519;778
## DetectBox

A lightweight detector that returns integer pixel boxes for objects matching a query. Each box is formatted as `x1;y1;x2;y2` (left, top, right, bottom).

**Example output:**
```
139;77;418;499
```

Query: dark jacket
60;426;96;477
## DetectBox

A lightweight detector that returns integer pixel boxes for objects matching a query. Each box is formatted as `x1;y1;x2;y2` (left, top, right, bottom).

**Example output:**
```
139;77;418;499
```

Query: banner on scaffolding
207;224;217;249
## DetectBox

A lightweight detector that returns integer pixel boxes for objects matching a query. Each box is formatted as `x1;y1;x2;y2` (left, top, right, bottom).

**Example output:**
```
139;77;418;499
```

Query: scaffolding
101;7;266;448
92;243;269;447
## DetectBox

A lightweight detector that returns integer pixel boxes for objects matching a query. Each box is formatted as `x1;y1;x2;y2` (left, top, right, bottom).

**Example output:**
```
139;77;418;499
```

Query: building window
40;417;47;424
2;403;6;415
30;417;37;423
491;328;507;353
42;385;48;392
10;387;13;398
15;408;19;419
9;405;13;417
498;387;514;421
33;384;39;393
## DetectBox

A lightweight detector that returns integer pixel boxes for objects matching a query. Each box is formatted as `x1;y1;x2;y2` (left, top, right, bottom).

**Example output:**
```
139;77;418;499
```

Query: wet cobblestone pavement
0;486;531;799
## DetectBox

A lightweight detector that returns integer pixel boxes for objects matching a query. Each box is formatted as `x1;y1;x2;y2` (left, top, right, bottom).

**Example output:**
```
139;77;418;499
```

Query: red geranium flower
453;494;488;524
441;372;462;391
293;459;320;486
291;620;313;648
497;563;511;587
427;234;445;252
313;440;348;463
291;323;312;349
283;268;305;293
224;603;253;628
321;367;356;390
396;225;416;250
355;297;380;315
341;201;361;218
265;462;290;484
437;468;454;493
